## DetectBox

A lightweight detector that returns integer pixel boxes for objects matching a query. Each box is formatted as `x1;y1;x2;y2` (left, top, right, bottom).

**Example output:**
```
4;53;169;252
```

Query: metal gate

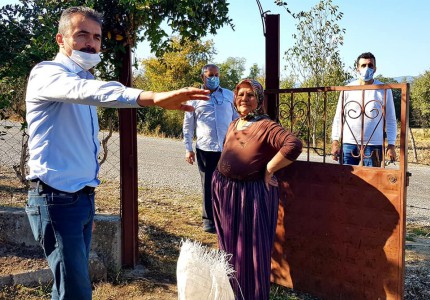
267;83;409;299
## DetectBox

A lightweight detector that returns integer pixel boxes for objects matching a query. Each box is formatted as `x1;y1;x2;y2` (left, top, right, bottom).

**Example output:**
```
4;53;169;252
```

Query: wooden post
118;44;139;267
265;14;280;121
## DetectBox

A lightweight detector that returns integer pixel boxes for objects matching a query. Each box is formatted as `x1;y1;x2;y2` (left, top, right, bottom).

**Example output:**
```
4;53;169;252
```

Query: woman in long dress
212;79;302;300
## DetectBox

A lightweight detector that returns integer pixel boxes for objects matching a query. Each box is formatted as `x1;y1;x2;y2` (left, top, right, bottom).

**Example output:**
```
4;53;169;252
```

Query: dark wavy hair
356;52;376;68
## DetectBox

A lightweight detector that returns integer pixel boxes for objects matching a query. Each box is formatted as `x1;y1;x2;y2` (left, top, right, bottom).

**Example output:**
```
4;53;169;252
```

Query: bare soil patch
0;242;47;276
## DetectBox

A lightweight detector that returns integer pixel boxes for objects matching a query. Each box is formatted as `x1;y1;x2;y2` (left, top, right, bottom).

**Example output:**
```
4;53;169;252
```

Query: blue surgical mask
205;76;220;90
359;67;374;82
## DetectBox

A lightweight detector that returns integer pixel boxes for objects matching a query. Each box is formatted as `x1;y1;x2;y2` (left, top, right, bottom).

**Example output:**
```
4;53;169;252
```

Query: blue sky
2;0;429;78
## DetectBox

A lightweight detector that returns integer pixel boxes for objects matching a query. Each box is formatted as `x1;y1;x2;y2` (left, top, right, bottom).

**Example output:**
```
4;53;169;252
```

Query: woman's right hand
264;169;278;190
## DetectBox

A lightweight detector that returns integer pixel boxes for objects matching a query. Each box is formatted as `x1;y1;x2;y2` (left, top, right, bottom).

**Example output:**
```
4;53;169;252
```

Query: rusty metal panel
271;161;405;299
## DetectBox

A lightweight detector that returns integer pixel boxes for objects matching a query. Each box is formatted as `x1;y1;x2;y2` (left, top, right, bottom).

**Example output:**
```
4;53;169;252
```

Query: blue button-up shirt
183;87;238;152
26;53;142;192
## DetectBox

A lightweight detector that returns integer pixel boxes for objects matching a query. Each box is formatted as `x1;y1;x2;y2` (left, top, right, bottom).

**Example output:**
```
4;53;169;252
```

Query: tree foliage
0;0;233;81
374;74;403;122
411;71;430;127
218;57;246;90
0;0;234;128
137;37;215;91
278;0;351;148
133;37;215;137
0;0;234;120
280;0;349;87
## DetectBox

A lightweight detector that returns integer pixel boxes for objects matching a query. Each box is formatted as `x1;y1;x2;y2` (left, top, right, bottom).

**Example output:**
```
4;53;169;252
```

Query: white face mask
69;50;101;71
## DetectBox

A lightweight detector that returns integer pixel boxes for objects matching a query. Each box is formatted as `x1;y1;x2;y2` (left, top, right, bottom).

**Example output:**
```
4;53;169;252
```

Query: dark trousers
196;148;221;224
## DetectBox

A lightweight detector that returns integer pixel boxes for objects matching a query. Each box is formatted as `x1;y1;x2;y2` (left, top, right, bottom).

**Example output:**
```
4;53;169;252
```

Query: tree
411;71;430;128
134;37;215;137
373;75;420;162
277;0;351;148
279;0;349;87
248;63;261;79
137;37;215;91
217;57;246;90
374;74;402;121
0;0;233;81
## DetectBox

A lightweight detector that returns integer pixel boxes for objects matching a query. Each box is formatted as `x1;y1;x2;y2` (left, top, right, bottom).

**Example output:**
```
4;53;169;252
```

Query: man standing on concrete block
24;6;209;300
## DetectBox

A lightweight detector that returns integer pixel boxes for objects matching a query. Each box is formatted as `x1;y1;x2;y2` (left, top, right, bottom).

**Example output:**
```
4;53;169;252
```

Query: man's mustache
79;48;97;54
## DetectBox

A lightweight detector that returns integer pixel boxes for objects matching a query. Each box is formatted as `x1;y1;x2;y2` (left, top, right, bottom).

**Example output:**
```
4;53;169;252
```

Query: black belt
29;179;95;195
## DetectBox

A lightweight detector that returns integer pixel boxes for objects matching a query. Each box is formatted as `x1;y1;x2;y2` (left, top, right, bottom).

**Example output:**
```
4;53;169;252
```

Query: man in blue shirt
25;6;209;300
183;64;238;233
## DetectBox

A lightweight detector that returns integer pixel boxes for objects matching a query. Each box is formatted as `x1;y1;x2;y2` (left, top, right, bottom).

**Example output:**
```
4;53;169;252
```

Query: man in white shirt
25;6;209;300
331;52;397;166
183;64;238;233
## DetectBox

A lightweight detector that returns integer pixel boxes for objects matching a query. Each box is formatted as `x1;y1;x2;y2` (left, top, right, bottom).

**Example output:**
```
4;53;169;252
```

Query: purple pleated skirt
212;169;279;300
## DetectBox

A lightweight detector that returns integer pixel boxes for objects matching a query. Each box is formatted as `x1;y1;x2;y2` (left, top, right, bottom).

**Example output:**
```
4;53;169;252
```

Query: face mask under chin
63;38;101;70
69;50;101;71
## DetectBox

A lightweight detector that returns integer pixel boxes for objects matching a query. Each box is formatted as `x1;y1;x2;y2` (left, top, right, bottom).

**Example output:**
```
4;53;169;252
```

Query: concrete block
92;214;122;273
12;268;52;286
0;207;38;247
0;207;121;277
89;251;108;282
0;274;13;286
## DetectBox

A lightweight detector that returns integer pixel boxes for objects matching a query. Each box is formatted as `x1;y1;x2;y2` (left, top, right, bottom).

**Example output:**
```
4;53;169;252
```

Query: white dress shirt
331;79;397;145
183;87;238;152
26;53;142;192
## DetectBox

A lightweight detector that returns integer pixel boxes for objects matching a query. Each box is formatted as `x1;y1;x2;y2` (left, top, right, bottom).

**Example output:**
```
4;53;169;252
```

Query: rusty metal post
118;44;139;267
265;14;280;121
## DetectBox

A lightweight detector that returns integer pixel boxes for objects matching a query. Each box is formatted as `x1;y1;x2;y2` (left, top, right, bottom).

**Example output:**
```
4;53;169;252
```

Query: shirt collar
201;85;223;94
54;52;84;74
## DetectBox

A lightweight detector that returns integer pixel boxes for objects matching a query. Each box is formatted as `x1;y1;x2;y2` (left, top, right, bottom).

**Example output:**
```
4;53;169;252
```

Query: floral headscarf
234;79;267;121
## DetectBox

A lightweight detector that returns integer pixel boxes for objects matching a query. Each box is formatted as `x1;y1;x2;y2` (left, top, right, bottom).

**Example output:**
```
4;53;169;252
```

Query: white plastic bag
177;239;235;300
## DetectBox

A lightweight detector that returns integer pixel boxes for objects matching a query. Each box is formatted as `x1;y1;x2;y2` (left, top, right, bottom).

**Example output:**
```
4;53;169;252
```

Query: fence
0;117;121;208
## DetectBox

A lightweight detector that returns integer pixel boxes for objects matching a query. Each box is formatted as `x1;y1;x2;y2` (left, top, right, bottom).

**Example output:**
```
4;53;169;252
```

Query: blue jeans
342;143;382;167
25;182;95;300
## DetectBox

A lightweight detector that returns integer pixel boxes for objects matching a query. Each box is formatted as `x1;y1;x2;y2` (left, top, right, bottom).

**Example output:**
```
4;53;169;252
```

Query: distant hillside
394;76;415;83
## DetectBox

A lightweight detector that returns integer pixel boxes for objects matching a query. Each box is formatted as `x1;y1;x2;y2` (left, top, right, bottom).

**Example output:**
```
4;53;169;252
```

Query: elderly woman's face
235;84;258;117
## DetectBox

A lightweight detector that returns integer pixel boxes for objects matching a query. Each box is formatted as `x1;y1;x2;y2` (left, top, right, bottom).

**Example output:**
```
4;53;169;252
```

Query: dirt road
127;135;429;225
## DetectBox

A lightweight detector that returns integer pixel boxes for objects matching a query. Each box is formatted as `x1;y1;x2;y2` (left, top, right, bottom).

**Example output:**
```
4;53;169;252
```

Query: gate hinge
406;171;412;187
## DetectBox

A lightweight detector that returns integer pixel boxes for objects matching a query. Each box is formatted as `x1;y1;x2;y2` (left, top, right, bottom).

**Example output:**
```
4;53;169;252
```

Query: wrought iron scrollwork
343;98;384;161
